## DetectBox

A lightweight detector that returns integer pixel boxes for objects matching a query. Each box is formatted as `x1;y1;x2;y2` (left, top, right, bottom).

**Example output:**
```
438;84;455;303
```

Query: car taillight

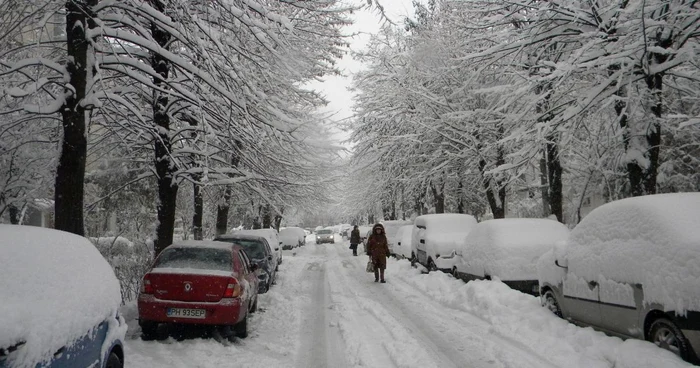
223;278;242;298
140;274;153;294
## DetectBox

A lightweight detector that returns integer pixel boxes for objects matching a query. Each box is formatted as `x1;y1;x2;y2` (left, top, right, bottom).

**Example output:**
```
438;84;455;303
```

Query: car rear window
233;240;266;260
154;247;232;271
317;230;332;234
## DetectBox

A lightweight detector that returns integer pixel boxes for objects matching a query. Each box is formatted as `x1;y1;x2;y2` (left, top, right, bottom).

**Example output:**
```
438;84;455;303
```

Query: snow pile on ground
0;225;123;368
567;193;700;312
462;219;569;280
388;259;693;368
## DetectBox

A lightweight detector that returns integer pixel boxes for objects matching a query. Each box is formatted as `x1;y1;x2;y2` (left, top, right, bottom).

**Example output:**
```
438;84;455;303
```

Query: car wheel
234;312;249;338
428;259;438;272
105;352;122;368
542;290;562;318
648;318;694;361
139;321;159;340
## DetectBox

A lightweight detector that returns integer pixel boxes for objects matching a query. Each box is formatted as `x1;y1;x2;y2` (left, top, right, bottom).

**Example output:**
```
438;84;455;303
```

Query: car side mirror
555;259;568;269
250;263;259;272
397;242;401;245
275;247;279;251
268;255;273;261
419;239;425;244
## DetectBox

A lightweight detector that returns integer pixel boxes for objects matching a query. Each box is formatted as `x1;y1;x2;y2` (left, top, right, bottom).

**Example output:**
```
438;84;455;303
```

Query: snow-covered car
279;227;306;249
381;220;414;257
215;234;277;293
537;193;700;364
393;224;414;259
454;218;569;295
235;229;283;266
0;225;126;368
412;214;478;272
138;241;260;340
315;228;335;244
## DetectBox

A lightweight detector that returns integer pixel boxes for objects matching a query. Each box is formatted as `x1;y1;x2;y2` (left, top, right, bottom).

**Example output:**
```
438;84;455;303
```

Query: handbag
366;260;375;273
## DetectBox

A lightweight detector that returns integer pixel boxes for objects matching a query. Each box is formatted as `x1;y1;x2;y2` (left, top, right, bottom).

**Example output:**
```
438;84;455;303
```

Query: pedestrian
366;223;390;283
349;225;361;256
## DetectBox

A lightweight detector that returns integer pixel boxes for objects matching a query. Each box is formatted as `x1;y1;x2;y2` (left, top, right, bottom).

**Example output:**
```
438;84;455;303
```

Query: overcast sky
307;0;416;144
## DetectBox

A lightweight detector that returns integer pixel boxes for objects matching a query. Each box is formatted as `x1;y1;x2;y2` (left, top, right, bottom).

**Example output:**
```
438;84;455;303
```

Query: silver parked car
315;229;335;244
537;193;700;364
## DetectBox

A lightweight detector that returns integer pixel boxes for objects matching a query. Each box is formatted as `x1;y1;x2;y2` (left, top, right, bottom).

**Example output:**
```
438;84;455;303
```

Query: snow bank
0;225;123;368
388;259;693;368
566;193;700;312
462;219;569;280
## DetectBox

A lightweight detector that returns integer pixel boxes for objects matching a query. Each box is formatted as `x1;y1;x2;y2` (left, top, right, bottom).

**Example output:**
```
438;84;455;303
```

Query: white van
412;214;477;272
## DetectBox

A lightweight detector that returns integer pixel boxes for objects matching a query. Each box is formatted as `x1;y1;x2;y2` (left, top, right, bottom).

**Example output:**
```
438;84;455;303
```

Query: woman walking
349;225;361;256
366;223;390;283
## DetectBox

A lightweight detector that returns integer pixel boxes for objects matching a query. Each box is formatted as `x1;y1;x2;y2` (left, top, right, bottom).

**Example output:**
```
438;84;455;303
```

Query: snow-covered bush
92;236;153;303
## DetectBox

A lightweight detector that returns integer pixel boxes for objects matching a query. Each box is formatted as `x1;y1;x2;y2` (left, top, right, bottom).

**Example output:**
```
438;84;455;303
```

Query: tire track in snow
327;242;439;368
377;258;562;368
295;244;348;368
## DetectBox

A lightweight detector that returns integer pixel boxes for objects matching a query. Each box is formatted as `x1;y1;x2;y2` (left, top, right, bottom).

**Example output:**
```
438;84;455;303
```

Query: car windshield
154;247;232;271
317;229;332;234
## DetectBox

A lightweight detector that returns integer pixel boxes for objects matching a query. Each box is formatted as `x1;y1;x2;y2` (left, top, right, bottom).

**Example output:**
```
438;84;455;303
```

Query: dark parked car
216;234;277;293
0;225;125;368
138;241;259;340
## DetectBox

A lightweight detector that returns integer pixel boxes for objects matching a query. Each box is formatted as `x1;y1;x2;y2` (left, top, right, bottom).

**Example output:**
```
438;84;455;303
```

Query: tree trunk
273;214;283;231
390;201;396;220
192;181;203;240
9;204;21;224
151;0;177;256
546;135;563;222
55;0;96;236
262;204;272;228
368;213;374;224
457;180;465;214
430;181;445;214
479;159;505;219
215;186;232;235
538;156;550;217
643;72;663;195
214;141;242;235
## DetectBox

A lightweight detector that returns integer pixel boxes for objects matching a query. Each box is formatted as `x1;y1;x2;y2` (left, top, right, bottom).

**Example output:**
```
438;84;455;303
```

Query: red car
137;241;259;339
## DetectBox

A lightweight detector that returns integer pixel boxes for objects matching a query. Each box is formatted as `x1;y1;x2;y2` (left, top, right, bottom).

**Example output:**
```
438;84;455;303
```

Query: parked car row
137;228;291;341
396;193;700;364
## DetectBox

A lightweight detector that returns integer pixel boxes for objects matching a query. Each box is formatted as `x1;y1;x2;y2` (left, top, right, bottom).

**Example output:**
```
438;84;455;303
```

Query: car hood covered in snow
0;225;123;367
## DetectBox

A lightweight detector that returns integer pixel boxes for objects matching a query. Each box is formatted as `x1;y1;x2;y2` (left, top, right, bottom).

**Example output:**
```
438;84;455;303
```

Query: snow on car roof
567;193;700;312
0;225;122;367
216;233;266;241
416;213;477;232
463;219;570;280
170;240;236;251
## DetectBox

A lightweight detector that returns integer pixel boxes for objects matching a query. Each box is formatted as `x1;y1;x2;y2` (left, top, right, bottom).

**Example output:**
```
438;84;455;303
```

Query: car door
414;225;427;265
597;277;642;337
261;239;275;279
49;319;109;368
237;250;258;302
561;271;602;327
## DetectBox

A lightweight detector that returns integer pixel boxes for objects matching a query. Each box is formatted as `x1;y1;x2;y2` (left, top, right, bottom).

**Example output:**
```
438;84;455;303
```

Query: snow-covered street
120;239;693;368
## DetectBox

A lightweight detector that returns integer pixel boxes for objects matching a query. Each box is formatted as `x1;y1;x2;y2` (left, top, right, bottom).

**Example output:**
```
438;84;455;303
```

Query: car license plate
167;308;206;319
